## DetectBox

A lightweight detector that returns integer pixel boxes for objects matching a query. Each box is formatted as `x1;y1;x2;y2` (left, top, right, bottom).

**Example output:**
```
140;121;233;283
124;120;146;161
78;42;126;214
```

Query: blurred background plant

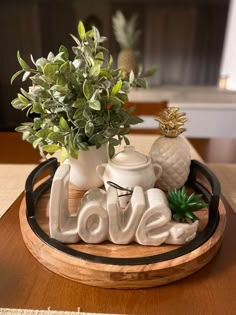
112;10;156;85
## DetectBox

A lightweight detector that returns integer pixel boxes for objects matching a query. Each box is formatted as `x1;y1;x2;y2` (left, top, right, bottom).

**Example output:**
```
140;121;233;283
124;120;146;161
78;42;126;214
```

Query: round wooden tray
19;159;226;289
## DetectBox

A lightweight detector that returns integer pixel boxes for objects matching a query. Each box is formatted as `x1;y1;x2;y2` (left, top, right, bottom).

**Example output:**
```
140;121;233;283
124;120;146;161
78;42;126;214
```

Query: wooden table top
0;132;236;315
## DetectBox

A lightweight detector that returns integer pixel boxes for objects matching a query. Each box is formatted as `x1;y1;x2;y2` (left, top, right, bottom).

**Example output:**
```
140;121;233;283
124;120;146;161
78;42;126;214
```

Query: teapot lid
111;145;148;167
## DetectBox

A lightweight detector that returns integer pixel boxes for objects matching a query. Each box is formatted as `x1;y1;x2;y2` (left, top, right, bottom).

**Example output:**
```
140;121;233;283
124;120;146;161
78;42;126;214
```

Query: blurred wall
0;0;229;130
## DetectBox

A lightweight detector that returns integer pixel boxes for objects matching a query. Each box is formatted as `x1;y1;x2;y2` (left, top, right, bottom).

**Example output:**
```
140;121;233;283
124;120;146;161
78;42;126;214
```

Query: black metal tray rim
24;158;221;266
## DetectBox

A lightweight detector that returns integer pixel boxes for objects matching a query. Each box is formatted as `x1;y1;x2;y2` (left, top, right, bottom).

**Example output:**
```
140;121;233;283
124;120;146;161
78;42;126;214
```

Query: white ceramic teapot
96;145;162;192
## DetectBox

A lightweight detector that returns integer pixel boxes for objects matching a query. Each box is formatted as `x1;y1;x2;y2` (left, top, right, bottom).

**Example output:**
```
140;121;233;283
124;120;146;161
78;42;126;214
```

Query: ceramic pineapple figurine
112;11;141;74
150;107;191;191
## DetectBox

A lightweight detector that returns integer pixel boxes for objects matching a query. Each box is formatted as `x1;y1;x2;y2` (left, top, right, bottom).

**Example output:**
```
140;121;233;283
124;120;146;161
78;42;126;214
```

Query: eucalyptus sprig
167;186;208;223
11;21;144;160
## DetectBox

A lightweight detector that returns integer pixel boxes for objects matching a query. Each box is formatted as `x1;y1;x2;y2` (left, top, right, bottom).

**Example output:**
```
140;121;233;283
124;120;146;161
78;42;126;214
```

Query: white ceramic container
66;144;108;190
96;145;162;192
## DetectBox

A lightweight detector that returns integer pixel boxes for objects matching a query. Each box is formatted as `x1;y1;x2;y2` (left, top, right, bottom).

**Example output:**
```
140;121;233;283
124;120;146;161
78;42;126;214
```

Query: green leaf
54;52;66;63
185;212;199;221
89;100;101;111
31;76;50;89
22;131;31;141
109;55;113;67
72;99;87;109
108;143;115;158
59;116;70;131
86;30;94;38
47;52;55;61
109;138;120;146
59;147;68;163
15;125;31;132
35;57;48;70
74;119;86;128
83;80;93;100
77;142;89;151
60;61;70;74
35;128;51;138
89;134;107;145
57;74;67;86
17;51;30;70
100;69;112;79
119;127;130;135
94;117;105;126
78;21;86;40
105;127;119;137
59;45;69;60
70;34;81;47
33;118;43;129
70;147;79;159
85;121;94;137
42;144;60;153
83;107;93;120
136;77;147;88
30;54;36;65
173;213;183;221
112;80;122;95
118;93;128;103
48;132;63;143
181;186;187;198
73;108;84;120
11;70;24;84
89;64;100;77
32;137;43;149
43;63;58;81
127;115;143;125
95;52;104;64
92;25;100;42
123;136;130;145
51;85;68;94
31;102;44;114
17;93;29;105
109;95;123;106
20;88;31;100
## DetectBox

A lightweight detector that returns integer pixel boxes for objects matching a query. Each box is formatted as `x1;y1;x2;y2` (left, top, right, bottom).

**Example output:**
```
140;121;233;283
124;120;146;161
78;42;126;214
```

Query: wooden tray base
19;185;226;289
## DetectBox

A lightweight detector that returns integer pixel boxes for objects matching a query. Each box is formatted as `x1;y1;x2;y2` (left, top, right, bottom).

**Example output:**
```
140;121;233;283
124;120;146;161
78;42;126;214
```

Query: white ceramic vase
66;144;108;190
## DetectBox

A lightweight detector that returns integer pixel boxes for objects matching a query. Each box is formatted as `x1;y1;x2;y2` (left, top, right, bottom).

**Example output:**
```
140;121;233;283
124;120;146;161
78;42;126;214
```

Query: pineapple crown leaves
167;186;208;222
156;107;188;138
112;11;141;49
10;20;145;161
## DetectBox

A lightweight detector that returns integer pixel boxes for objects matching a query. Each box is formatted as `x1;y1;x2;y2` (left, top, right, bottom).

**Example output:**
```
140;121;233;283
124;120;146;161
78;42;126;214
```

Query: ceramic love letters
49;164;199;246
96;145;162;191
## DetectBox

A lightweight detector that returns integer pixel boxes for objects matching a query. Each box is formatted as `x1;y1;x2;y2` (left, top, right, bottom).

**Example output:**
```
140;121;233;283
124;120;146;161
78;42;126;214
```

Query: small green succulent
167;186;208;222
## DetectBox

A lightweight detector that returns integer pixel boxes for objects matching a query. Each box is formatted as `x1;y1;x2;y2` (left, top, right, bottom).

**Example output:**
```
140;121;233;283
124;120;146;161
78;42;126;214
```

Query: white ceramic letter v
107;186;146;244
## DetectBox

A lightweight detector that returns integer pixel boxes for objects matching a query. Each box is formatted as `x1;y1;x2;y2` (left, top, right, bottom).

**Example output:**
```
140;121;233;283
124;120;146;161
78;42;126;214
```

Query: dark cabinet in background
0;0;229;130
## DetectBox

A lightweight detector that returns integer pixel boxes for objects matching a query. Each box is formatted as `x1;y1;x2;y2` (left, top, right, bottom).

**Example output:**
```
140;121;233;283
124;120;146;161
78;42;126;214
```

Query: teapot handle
96;163;107;179
153;163;162;179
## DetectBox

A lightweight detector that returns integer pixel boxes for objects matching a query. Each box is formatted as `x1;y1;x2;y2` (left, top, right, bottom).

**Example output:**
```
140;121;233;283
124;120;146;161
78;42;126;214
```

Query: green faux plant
167;186;208;223
11;21;145;161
